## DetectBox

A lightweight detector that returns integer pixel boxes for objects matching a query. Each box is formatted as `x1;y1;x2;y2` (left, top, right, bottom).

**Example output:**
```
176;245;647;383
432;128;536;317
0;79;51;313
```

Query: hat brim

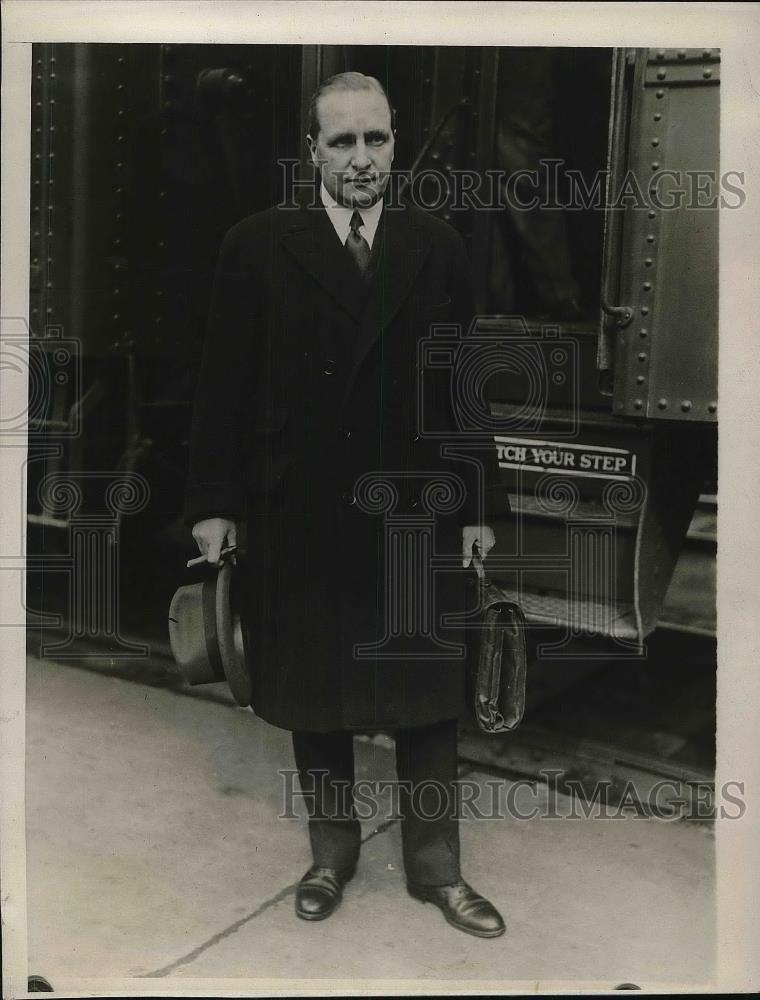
216;559;253;708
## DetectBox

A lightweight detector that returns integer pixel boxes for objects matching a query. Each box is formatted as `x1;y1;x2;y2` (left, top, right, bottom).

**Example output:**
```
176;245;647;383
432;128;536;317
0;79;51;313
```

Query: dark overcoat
184;192;499;732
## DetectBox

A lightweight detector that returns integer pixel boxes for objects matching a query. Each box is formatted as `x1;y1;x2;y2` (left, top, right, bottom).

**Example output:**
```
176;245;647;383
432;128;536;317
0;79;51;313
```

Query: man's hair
307;71;397;139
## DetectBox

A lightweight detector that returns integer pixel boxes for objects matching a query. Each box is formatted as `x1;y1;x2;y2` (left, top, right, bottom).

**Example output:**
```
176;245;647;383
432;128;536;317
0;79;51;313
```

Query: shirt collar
319;182;384;250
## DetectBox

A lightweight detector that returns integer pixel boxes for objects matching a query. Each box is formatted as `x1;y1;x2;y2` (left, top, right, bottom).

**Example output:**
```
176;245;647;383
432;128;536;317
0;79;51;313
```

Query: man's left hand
462;525;495;569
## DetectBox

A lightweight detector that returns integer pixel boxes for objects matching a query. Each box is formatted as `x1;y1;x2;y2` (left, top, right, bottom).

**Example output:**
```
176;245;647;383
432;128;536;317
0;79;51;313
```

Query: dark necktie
345;210;371;277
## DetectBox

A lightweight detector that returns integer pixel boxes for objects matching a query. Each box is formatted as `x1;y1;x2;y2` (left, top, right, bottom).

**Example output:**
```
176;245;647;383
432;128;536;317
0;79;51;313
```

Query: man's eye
368;136;386;146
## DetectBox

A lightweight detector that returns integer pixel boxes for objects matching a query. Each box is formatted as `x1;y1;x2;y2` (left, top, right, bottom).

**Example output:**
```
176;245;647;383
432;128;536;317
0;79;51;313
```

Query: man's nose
351;141;371;170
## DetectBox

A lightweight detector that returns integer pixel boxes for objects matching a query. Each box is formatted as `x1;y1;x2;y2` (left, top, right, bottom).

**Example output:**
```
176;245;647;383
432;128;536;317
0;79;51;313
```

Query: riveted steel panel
605;48;719;423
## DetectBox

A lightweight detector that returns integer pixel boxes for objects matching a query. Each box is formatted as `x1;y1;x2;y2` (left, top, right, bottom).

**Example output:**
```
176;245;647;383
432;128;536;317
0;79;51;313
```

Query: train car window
340;45;613;323
488;48;613;321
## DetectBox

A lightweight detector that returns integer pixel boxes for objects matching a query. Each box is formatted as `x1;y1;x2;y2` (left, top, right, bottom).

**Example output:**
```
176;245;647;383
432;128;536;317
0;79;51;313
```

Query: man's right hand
191;517;237;565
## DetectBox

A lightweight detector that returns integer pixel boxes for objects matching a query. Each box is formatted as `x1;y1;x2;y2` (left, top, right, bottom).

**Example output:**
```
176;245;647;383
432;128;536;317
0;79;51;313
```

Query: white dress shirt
320;182;384;249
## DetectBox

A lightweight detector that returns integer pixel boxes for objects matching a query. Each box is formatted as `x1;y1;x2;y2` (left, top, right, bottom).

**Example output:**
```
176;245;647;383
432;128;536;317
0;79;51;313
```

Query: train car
26;44;717;673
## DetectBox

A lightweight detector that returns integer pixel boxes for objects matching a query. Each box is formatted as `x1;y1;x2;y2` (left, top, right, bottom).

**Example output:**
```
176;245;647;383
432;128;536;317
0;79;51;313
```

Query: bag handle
186;545;237;570
471;544;487;582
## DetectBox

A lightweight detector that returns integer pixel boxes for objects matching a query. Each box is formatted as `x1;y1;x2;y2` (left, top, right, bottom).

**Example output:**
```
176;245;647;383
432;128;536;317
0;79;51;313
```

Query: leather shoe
407;879;506;938
295;864;355;921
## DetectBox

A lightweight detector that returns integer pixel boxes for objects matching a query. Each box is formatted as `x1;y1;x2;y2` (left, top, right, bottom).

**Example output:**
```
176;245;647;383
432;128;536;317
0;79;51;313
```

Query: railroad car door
598;47;720;422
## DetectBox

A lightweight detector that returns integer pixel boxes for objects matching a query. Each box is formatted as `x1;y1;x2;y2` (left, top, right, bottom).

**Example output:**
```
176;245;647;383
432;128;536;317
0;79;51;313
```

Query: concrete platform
25;655;715;990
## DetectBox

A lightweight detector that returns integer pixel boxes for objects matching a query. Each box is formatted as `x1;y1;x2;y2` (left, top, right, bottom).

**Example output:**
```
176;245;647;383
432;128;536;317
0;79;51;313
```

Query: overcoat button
342;492;357;505
323;360;337;375
409;495;419;508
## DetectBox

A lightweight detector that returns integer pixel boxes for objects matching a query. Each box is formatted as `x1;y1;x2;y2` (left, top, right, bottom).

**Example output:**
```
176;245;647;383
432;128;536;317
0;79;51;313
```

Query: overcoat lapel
344;204;432;403
279;198;367;323
279;193;433;401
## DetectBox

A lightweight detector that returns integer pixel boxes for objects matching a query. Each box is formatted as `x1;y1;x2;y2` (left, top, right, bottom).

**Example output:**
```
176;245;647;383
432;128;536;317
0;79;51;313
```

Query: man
185;72;505;938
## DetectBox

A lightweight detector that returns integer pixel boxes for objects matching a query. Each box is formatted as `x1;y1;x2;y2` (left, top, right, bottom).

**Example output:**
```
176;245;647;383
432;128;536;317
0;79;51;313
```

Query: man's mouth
350;175;376;186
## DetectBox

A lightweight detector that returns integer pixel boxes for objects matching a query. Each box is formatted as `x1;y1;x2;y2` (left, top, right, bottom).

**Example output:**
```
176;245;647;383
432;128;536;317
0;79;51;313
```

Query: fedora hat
168;552;253;707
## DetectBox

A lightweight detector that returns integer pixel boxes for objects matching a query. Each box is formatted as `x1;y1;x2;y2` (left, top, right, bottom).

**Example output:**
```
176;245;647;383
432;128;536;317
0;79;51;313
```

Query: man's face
308;87;395;208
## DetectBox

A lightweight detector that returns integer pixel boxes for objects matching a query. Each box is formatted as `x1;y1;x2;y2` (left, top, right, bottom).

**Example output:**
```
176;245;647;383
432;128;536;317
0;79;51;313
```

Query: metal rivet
708;402;717;413
640;328;648;336
644;258;653;266
677;50;686;60
651;162;660;171
653;112;662;122
702;49;711;60
637;352;647;362
656;69;667;80
648;210;656;219
643;282;652;291
647;235;655;243
656;89;665;98
681;400;692;412
651;138;660;146
636;375;645;385
634;399;643;410
657;399;668;410
703;69;712;79
641;306;649;315
656;50;666;60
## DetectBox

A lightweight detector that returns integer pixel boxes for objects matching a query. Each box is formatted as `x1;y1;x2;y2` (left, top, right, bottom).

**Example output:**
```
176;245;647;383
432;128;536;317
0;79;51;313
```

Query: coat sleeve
184;224;255;527
445;231;507;526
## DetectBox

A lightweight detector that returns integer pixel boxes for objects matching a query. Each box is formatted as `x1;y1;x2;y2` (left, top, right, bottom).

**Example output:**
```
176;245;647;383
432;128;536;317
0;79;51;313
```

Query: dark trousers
291;718;461;886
